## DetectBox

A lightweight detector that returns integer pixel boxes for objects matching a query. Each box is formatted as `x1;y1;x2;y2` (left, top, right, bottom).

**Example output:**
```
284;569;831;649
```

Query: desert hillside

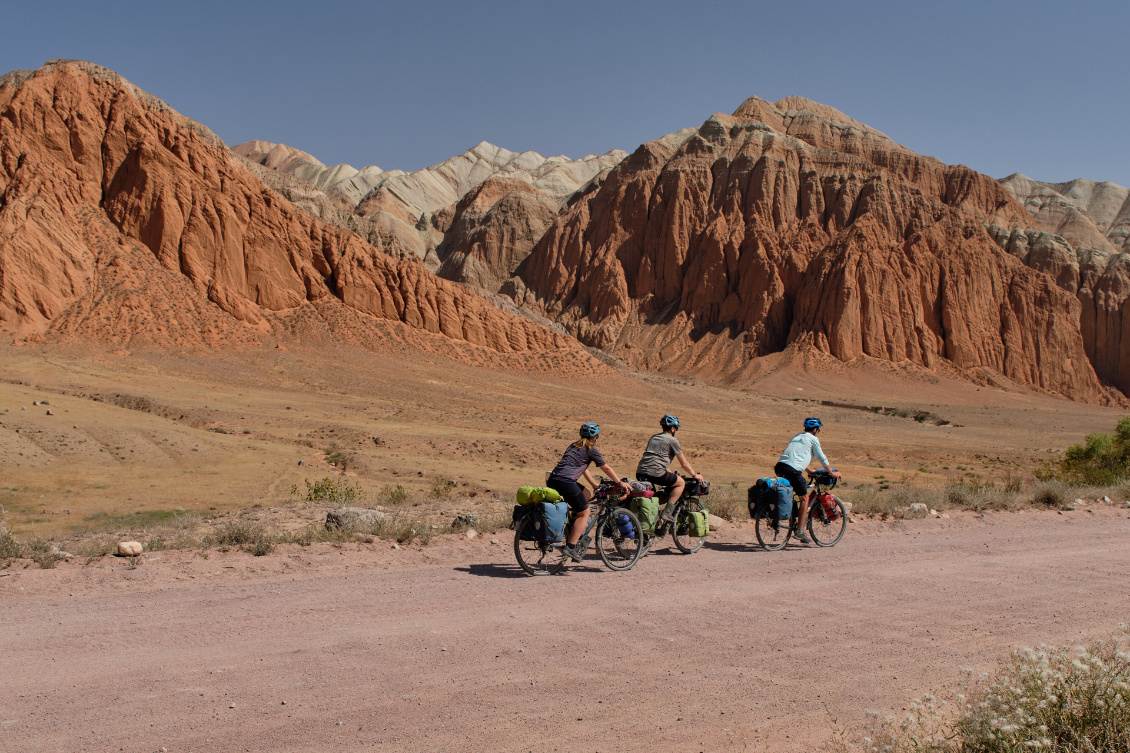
0;59;599;373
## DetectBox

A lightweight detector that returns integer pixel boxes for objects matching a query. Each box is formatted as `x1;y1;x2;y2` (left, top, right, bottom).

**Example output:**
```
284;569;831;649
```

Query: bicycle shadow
455;563;528;579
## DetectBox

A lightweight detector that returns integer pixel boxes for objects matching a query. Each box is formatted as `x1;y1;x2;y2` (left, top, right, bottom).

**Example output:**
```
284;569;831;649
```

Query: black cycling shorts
546;477;590;512
774;462;808;500
637;470;679;489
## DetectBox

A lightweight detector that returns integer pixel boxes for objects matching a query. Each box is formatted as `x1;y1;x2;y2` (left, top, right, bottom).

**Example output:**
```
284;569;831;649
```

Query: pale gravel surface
2;509;1129;752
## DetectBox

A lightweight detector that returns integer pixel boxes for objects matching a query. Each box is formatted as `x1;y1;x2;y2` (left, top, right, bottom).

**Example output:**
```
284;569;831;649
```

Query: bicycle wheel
755;514;791;551
808;496;847;547
596;507;643;571
513;514;567;575
671;497;708;554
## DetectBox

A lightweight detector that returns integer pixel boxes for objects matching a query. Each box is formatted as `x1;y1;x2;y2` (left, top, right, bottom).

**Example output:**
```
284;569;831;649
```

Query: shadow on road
455;563;528;578
704;540;767;553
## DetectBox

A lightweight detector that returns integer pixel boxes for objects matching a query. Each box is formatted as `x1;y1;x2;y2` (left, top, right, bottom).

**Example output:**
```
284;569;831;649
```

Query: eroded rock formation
512;97;1109;402
0;60;577;360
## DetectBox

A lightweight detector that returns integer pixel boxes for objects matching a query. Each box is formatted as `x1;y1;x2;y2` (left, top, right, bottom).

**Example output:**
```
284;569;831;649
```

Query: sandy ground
3;508;1128;752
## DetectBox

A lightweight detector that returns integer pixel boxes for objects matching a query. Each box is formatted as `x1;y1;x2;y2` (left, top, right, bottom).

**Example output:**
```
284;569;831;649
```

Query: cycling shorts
637;470;679;489
546;477;590;512
774;461;808;500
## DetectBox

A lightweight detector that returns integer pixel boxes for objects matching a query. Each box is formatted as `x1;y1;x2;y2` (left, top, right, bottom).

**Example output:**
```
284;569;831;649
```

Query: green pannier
678;509;709;537
516;486;563;506
631;497;659;532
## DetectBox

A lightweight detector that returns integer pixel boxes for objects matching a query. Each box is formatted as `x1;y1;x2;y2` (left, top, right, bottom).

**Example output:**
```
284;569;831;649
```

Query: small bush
0;527;20;562
428;479;454;500
378;484;409;505
304;477;360;504
842;628;1130;753
704;483;746;520
210;521;262;547
25;538;63;569
1057;417;1130;485
248;540;273;557
1031;481;1070;509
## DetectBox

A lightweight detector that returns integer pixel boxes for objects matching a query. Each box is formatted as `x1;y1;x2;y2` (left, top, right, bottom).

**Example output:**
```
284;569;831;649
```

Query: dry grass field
0;340;1122;550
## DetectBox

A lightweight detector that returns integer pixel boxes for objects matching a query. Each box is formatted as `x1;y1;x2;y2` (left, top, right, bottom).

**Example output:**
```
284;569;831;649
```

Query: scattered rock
928;508;938;516
465;530;478;540
1074;498;1084;508
391;543;400;550
841;500;853;514
907;503;929;519
21;406;27;410
45;409;53;416
297;460;304;466
325;507;385;530
117;541;143;557
707;513;726;530
938;513;950;519
40;400;48;405
354;534;376;544
229;702;236;709
1122;501;1130;509
490;538;500;545
451;514;479;529
1101;495;1112;504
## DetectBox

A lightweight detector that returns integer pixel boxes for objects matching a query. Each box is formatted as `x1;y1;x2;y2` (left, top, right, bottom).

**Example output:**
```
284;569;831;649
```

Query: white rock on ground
907;503;929;519
117;541;143;556
707;514;726;530
325;507;385;530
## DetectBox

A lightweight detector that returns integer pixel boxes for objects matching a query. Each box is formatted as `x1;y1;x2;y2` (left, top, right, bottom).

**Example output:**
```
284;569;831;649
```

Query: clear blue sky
5;0;1127;186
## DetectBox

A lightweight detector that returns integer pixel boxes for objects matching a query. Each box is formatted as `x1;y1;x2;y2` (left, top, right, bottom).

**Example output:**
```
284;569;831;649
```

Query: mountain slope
509;96;1110;402
0;60;584;364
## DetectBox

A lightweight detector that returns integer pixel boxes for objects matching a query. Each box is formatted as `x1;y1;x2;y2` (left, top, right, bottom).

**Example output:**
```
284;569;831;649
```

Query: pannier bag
516;485;564;506
749;478;792;520
616;512;636;538
538;501;568;543
677;508;709;537
631;496;660;532
816;492;841;521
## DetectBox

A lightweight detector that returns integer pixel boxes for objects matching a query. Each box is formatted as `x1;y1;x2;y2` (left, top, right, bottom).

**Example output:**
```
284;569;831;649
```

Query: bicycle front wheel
514;514;567;575
596;507;643;571
808;496;847;547
671;497;708;554
755;514;791;551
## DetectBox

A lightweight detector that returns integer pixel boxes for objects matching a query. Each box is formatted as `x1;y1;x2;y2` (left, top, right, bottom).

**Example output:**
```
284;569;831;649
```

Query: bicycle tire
513;513;567;575
596;507;643;571
808;496;847;547
755;513;791;551
671;497;708;554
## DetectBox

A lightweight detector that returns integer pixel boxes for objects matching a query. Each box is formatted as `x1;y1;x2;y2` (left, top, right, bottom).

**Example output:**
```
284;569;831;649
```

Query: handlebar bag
630;496;659;532
538;500;568;543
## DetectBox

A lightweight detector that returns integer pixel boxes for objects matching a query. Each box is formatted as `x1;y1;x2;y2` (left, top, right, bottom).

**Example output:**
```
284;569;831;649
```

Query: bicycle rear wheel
808;496;847;547
671;497;708;554
596;508;643;571
513;514;567;575
755;514;791;551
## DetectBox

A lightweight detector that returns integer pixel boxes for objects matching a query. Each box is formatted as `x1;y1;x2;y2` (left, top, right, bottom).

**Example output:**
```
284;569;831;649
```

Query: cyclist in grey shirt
635;414;704;522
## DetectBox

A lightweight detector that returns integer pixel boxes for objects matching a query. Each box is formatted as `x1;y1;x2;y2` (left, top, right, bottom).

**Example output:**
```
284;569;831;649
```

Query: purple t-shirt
548;444;606;482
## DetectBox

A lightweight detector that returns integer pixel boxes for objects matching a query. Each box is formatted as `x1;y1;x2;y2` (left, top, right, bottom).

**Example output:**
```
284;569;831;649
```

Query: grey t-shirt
636;433;682;478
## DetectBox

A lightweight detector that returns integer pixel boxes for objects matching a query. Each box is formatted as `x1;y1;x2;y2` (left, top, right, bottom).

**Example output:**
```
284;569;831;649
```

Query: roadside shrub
840;628;1130;753
248;540;273;557
704;482;746;520
0;527;21;564
210;520;262;547
304;477;360;504
428;479;453;500
1058;417;1130;485
25;538;63;569
1031;481;1070;509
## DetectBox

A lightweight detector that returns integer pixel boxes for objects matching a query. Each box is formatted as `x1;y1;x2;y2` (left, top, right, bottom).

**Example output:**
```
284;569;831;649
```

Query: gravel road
3;509;1128;752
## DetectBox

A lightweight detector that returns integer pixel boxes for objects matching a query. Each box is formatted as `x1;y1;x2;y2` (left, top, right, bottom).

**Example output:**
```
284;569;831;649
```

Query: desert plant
1057;417;1130;485
210;520;263;547
1031;481;1071;509
428;479;454;500
0;526;21;564
703;483;746;520
25;538;63;569
304;477;360;504
248;540;273;556
378;484;409;505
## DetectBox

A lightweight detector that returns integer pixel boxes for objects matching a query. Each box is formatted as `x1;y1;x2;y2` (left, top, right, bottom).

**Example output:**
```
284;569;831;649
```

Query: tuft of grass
1031;481;1071;509
0;526;22;564
428;479;454;500
209;520;263;547
248;540;273;556
25;538;63;569
703;483;746;520
378;484;409;506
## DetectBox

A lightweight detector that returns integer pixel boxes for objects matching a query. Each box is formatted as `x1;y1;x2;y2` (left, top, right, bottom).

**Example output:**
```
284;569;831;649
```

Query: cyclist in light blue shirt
775;417;841;544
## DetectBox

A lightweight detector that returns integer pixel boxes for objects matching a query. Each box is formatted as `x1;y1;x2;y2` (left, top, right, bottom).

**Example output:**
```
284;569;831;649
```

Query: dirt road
3;509;1129;752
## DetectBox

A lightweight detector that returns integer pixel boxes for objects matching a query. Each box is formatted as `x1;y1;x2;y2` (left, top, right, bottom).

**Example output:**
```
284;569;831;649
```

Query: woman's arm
598;464;633;494
581;469;598;490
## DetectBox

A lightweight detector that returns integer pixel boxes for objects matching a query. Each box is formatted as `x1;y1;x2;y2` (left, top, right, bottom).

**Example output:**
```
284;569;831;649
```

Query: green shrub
248;540;273;556
304;477;360;504
378;484;409;505
210;521;262;547
0;527;21;563
428;479;453;500
1058;417;1130;485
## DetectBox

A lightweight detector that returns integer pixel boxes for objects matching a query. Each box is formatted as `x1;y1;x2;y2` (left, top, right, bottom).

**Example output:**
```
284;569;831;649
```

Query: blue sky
5;1;1127;186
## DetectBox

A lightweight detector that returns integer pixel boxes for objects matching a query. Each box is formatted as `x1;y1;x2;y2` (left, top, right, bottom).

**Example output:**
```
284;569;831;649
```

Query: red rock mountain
510;97;1113;402
0;60;585;365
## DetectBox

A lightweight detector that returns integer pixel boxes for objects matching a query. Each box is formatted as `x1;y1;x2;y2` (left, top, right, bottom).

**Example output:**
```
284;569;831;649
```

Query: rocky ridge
233;139;627;286
0;60;590;367
508;96;1113;402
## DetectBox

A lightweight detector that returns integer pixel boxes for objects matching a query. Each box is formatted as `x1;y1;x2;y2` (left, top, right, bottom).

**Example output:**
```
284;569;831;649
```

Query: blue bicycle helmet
804;417;823;430
579;422;600;439
660;414;681;430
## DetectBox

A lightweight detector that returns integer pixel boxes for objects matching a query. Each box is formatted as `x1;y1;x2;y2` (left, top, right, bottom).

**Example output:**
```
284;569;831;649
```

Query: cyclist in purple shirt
547;422;632;562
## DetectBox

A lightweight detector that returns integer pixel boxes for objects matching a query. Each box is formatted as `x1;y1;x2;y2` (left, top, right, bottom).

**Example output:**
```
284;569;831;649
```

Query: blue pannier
539;501;568;543
749;478;793;520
